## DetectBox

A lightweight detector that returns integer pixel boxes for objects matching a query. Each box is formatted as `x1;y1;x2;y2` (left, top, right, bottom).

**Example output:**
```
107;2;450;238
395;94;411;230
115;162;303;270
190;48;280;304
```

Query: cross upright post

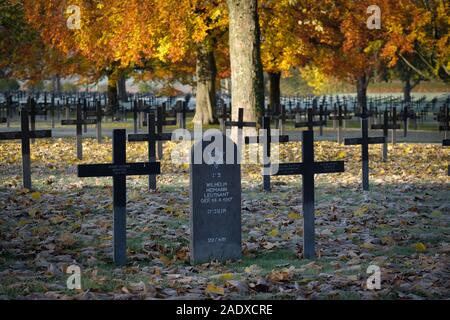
0;109;52;189
245;116;291;191
271;130;345;258
78;129;161;265
128;112;166;190
345;107;385;191
295;108;326;131
443;139;450;176
61;101;97;160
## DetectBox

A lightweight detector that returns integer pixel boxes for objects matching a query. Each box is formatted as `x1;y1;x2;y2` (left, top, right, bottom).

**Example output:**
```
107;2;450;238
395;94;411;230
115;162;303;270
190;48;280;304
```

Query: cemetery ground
0;138;449;300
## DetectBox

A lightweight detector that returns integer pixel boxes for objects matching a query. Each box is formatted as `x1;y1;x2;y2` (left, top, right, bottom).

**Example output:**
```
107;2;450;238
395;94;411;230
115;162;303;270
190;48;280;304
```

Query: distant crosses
271;130;345;259
295;108;326;131
27;98;46;143
128;112;166;190
0;109;52;189
225;108;257;157
329;105;352;144
84;100;104;143
436;105;449;139
444;139;450;176
175;100;187;130
61;101;97;160
156;105;176;159
245;116;290;191
345;108;385;191
400;105;414;137
389;106;400;144
77;129;161;266
274;105;286;135
371;109;400;161
219;102;230;133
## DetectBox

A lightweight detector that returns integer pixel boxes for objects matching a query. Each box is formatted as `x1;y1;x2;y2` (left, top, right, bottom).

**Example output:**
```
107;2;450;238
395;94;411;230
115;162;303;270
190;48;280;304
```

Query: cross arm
78;162;161;178
270;163;304;176
244;135;290;144
313;161;345;174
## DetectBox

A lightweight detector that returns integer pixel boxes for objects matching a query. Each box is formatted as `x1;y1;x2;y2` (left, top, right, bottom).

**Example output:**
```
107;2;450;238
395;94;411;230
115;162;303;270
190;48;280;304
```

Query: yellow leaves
267;266;295;282
287;211;301;220
354;205;370;217
31;192;41;201
268;229;279;237
97;3;105;10
159;255;172;267
336;151;346;160
156;36;171;62
413;242;427;252
205;283;225;295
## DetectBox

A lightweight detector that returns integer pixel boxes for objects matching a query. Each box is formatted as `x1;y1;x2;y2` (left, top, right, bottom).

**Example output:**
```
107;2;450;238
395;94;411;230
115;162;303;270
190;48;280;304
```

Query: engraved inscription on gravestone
190;133;241;264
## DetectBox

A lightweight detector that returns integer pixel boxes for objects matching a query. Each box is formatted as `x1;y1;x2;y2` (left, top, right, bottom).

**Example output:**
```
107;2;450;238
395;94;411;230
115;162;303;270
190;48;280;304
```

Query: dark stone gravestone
190;133;241;264
78;129;161;265
0;109;52;189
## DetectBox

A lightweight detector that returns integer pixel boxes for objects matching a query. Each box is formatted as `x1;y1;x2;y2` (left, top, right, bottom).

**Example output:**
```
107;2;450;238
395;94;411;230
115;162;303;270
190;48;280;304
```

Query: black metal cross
78;129;161;266
437;105;449;139
27;98;47;143
271;130;345;259
444;139;449;176
0;109;52;189
84;100;104;143
225;107;257;131
295;108;326;131
225;108;257;158
128;112;171;190
344;108;385;191
329;105;352;143
371;109;400;161
61;102;97;159
389;106;400;144
245;116;291;191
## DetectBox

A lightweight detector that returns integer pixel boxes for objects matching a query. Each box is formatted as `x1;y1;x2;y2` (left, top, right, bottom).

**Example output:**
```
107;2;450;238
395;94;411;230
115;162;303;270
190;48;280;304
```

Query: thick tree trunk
269;72;281;115
52;75;61;94
193;44;217;125
107;73;118;115
403;77;412;104
227;0;265;139
117;75;128;102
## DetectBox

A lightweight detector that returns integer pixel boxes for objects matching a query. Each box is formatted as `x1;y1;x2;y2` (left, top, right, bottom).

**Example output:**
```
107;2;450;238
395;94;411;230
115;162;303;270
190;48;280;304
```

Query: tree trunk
269;72;281;115
227;0;265;138
117;74;128;102
403;76;412;104
107;73;118;115
193;43;217;125
53;75;61;94
356;75;368;113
